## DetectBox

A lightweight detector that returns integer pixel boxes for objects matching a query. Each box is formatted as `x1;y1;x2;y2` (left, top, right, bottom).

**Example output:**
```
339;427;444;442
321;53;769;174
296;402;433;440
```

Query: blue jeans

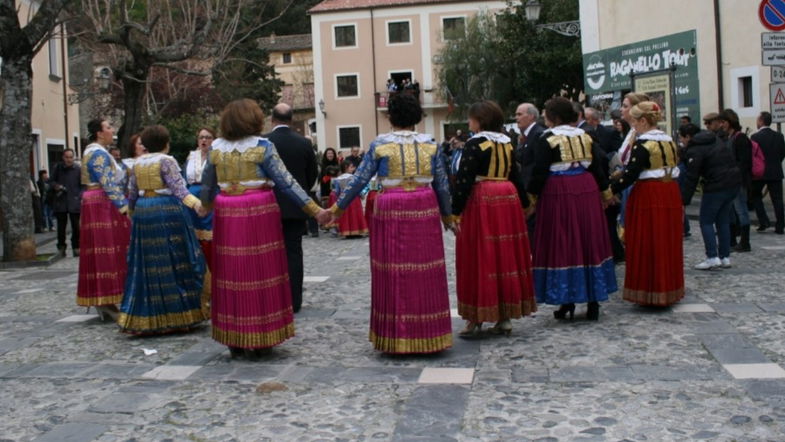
700;188;738;259
42;204;54;230
732;187;750;227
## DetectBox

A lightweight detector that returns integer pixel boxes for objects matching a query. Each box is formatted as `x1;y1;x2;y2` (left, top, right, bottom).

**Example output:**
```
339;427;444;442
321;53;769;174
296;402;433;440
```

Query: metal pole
60;25;70;152
370;8;379;136
713;0;724;110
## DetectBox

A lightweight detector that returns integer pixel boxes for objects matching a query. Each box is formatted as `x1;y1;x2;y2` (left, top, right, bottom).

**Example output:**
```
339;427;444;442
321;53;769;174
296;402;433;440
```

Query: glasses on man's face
198;135;214;140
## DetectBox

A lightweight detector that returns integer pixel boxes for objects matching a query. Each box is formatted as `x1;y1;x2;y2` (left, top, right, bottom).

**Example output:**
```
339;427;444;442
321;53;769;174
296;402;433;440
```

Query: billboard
583;30;700;124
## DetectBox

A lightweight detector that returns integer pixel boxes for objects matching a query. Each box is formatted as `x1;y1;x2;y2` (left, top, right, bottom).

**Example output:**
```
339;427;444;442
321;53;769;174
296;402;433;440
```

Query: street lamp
318;99;326;117
524;0;541;21
524;0;580;38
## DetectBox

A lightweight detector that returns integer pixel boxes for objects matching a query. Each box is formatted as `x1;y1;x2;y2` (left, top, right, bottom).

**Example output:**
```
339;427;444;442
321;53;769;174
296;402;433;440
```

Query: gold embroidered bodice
210;146;266;182
134;161;164;191
546;133;594;163
477;140;514;179
640;140;678;170
374;142;438;178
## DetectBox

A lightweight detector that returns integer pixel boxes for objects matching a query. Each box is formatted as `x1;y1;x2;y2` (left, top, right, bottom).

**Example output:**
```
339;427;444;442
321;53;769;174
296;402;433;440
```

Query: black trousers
751;180;785;230
281;219;306;312
56;212;80;250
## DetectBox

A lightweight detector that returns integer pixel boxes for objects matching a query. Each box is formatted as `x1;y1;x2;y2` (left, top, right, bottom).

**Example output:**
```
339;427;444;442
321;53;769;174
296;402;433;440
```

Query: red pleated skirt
369;187;452;353
77;189;130;306
456;181;537;323
338;197;368;237
211;189;294;349
365;190;378;233
623;179;684;306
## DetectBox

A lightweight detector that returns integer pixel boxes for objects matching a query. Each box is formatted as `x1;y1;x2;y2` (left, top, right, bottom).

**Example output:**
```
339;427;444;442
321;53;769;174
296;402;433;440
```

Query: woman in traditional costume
184;128;216;315
611;101;684;306
201;99;328;357
333;161;368;238
451;100;537;338
612;92;650;241
328;93;454;354
77;119;131;321
118;125;208;334
528;97;617;321
183;127;216;265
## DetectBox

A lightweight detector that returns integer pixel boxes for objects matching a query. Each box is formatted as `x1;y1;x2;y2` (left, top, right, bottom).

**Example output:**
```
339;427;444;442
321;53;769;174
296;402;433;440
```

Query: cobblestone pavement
2;219;785;442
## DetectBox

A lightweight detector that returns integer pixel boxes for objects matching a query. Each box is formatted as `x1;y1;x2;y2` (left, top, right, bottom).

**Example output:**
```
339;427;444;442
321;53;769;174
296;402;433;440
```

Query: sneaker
694;257;721;270
720;257;731;268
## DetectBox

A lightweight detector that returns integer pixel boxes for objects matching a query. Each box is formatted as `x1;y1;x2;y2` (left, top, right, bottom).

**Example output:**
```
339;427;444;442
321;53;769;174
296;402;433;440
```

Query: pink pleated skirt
369;187;452;354
77;189;130;306
210;189;294;349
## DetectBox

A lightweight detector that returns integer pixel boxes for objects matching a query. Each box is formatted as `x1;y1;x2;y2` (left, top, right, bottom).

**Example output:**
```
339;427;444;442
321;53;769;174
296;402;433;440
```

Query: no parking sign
760;0;785;31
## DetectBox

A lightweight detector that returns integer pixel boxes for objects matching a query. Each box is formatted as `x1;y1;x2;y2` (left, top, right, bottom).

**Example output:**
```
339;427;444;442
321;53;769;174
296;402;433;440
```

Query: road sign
763;49;785;65
770;83;785;123
763;32;785;49
760;0;785;32
773;66;785;82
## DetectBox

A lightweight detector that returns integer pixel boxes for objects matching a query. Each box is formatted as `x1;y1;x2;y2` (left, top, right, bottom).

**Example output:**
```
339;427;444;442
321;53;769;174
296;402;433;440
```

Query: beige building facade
259;34;316;138
8;1;81;175
581;0;777;133
309;0;507;152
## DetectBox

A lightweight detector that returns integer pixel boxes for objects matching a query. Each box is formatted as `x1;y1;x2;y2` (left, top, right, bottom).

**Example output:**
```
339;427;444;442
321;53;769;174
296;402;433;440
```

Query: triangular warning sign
775;88;785;105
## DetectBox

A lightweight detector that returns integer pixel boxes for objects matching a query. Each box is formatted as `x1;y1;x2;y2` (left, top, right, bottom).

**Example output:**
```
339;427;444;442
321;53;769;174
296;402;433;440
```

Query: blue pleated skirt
118;195;207;334
187;184;213;240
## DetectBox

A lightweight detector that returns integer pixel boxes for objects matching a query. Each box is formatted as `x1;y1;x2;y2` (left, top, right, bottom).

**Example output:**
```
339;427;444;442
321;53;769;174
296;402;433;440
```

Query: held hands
525;205;536;219
195;201;209;218
315;209;333;226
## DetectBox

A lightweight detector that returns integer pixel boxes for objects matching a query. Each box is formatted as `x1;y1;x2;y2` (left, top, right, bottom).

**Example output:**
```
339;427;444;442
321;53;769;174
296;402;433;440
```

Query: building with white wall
580;0;776;133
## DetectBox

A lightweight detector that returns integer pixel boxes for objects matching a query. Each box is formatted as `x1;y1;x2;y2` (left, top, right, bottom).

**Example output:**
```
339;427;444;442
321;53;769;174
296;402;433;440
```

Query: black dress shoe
776;229;784;235
757;224;771;232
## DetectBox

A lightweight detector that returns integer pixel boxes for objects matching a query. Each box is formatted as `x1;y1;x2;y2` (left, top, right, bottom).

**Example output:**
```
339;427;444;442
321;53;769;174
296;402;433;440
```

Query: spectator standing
30;177;43;233
51;149;82;257
514;102;546;244
345;146;363;168
720;109;753;252
750;111;785;234
265;103;319;313
37;170;54;231
679;124;741;269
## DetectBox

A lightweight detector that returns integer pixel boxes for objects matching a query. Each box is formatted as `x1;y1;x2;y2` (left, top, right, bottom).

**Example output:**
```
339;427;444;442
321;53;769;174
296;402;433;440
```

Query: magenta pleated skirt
211;189;294;349
77;189;130;306
369;187;452;354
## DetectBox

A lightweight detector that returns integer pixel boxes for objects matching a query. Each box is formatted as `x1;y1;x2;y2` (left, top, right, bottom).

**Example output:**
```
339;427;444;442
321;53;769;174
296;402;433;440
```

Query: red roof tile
309;0;470;14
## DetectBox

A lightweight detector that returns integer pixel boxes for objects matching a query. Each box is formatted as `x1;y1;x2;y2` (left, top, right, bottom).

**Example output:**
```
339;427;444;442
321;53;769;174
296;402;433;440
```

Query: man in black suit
573;102;590;132
265;103;318;312
583;107;625;262
750;111;785;234
584;107;622;155
514;102;546;244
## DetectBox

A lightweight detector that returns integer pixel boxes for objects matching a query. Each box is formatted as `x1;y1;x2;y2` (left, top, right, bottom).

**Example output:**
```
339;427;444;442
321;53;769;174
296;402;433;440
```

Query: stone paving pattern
1;219;785;441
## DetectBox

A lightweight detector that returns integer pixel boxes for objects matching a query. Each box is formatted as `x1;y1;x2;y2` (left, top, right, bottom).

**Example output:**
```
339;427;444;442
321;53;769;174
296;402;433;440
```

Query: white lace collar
378;131;434;144
83;143;107;156
548;125;585;137
470;131;511;143
135;152;179;169
212;136;266;153
637;129;672;142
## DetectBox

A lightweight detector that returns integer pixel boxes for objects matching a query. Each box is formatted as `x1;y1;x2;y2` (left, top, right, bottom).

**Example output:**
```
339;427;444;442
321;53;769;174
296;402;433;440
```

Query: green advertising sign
583;30;700;122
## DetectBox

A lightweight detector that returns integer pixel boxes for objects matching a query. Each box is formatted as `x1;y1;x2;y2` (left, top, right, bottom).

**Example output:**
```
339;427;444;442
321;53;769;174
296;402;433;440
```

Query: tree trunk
0;55;37;261
117;62;150;156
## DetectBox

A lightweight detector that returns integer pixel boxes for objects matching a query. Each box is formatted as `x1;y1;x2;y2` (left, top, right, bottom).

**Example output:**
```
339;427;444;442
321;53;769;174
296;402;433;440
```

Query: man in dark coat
751;111;785;234
265;103;318;313
514;102;546;245
51;149;82;256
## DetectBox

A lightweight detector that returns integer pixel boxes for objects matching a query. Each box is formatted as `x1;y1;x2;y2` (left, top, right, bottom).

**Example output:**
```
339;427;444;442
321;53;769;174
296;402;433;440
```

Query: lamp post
524;0;581;38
